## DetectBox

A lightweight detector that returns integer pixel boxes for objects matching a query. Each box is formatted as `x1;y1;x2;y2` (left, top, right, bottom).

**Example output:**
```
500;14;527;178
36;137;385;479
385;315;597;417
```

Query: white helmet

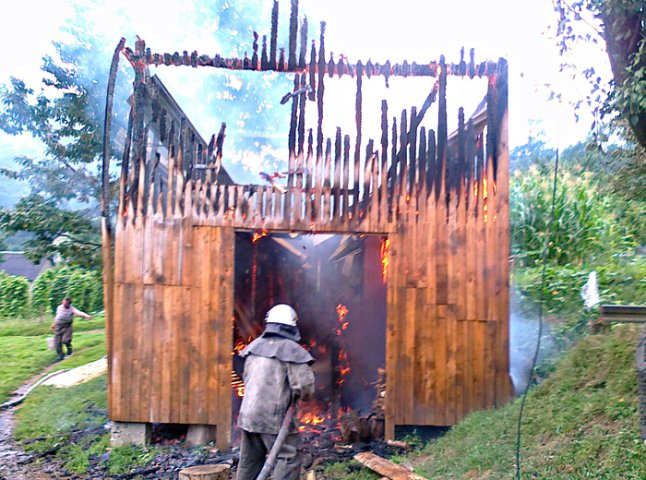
265;304;298;327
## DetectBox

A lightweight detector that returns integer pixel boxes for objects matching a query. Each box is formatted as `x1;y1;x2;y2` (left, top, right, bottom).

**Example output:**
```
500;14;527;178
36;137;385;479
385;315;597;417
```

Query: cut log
386;439;410;449
178;464;230;480
353;452;427;480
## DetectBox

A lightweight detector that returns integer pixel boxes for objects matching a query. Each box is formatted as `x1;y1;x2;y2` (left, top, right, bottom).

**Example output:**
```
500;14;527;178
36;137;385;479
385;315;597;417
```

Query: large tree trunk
600;5;646;149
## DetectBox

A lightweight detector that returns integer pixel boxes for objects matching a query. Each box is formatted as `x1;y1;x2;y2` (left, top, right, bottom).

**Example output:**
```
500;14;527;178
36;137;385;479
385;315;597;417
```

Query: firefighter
236;304;315;480
50;297;91;361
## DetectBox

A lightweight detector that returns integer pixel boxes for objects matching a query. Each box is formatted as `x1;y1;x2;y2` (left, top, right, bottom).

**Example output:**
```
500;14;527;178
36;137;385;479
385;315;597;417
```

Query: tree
554;0;646;149
0;17;130;267
0;195;101;269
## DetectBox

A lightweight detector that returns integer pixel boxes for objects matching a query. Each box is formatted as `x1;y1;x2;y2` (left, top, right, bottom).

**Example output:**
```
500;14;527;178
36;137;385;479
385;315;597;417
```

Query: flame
223;206;236;219
297;404;330;432
298;411;327;426
231;370;245;397
337;349;351;385
233;335;252;355
335;304;349;336
380;238;391;284
251;228;268;243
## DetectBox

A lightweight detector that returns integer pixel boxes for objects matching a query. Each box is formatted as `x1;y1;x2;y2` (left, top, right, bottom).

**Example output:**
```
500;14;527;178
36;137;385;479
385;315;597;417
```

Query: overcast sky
0;0;611;185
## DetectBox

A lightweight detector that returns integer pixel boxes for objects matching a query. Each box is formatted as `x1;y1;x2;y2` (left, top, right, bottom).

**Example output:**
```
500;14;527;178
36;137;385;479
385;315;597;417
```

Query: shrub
510;165;632;266
0;272;31;318
514;254;646;343
31;265;103;315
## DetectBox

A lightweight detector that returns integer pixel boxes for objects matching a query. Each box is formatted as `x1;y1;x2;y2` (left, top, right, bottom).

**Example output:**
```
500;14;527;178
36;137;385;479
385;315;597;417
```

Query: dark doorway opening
232;231;387;438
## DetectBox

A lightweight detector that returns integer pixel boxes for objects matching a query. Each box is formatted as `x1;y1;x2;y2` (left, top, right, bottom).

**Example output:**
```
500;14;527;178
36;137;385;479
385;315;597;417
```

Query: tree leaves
0;195;101;269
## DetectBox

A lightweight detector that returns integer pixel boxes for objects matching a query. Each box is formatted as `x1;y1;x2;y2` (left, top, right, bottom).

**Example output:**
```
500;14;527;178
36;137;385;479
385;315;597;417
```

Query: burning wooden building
101;0;513;450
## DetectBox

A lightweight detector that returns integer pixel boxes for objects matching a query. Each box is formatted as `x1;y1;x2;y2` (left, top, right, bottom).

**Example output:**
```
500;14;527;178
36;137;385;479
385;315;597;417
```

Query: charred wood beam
288;0;298;71
122;46;499;79
316;22;326;159
270;0;279;70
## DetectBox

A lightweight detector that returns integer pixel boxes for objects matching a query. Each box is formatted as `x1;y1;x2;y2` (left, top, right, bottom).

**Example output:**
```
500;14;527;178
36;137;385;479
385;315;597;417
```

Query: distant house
0;251;52;282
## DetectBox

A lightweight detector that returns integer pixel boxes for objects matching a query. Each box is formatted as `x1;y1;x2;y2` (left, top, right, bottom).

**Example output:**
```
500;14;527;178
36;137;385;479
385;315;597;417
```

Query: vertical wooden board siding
108;282;123;420
384;233;400;438
138;285;154;421
215;226;234;448
190;227;207;422
159;284;173;422
495;109;512;405
150;284;164;422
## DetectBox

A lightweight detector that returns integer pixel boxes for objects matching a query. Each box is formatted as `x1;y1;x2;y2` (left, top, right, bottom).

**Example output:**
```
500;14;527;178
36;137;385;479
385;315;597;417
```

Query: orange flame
336;304;350;336
251;228;269;243
380;238;391;284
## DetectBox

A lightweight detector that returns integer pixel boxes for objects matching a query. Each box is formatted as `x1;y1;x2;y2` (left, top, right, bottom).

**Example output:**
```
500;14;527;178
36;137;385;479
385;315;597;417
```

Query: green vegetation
0;264;103;319
414;325;645;479
0;314;105;403
323;326;645;479
14;375;156;476
31;264;103;315
0;271;30;317
510;137;645;343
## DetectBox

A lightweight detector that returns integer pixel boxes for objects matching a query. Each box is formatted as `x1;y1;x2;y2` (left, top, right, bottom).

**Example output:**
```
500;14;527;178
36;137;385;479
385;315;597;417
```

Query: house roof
0;252;52;282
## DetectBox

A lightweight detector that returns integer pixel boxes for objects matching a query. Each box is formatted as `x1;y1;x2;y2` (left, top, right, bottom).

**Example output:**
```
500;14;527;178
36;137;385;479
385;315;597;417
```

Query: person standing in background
50;297;91;361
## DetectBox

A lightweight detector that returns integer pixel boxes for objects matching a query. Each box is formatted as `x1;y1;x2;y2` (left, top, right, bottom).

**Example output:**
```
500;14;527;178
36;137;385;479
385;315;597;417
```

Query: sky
0;0;611;186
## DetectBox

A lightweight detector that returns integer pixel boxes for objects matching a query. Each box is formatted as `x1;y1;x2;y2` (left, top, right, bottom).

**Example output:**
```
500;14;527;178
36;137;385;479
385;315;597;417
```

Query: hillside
328;324;645;479
412;324;645;479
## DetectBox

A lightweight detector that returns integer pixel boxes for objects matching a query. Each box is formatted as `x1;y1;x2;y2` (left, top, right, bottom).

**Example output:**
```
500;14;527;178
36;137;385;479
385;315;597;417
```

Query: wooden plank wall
384;59;513;436
108;27;512;446
110;196;234;448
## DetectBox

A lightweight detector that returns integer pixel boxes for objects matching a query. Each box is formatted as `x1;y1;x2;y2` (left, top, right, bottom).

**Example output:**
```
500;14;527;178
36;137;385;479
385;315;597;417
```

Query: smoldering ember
106;0;508;476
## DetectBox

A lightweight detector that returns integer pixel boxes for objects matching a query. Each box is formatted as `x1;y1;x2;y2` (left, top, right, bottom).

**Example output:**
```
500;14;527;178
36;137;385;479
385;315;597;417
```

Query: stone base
110;421;151;447
186;424;218;446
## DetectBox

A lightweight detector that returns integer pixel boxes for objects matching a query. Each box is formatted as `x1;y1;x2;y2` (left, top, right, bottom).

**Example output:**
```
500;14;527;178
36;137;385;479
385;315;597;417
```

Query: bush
31;265;103;315
0;272;30;318
510;165;636;266
514;254;646;343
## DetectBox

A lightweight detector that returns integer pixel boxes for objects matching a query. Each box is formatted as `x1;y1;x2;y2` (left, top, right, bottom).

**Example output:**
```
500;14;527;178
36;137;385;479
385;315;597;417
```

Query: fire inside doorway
232;232;387;442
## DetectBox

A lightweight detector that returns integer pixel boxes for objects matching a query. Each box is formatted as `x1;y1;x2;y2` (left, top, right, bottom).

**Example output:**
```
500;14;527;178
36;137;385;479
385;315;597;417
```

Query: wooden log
299;17;308;69
353;452;427;480
333;127;342;220
316;22;326;158
379;100;389;225
261;35;268;70
353;61;363;220
342;134;351;220
269;0;278;70
251;32;259;70
288;0;298;71
305;129;314;223
323;137;332;223
178;464;230;480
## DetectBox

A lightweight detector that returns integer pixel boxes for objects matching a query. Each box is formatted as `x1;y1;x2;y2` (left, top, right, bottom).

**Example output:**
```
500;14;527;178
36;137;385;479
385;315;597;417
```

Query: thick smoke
509;284;556;394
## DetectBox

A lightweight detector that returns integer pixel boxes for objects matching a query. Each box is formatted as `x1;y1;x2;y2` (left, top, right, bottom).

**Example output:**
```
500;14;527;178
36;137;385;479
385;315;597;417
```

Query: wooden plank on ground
353;452;427;480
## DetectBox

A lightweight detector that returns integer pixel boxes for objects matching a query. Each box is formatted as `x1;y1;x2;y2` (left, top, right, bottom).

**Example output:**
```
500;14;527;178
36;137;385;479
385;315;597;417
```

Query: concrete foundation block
186;424;217;446
110;421;151;447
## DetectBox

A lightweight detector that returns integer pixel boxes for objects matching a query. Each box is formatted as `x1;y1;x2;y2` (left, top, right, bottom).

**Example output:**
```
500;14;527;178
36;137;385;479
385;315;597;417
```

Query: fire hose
255;401;298;480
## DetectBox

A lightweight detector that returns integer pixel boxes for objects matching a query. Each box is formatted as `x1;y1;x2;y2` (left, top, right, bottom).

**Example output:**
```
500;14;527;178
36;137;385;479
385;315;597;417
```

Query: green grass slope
413;324;645;479
0;315;106;403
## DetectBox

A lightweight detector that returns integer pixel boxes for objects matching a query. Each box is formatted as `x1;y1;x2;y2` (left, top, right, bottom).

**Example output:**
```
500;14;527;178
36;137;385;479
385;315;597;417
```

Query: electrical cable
514;147;560;480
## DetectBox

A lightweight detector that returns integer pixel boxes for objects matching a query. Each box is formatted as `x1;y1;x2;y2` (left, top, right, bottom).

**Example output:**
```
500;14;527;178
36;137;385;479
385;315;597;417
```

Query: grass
0;314;106;403
14;375;156;475
325;325;645;479
0;314;105;337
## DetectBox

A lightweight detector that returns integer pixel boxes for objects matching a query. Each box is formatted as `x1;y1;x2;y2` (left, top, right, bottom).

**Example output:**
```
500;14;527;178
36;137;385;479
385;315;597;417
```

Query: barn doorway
232;231;388;440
